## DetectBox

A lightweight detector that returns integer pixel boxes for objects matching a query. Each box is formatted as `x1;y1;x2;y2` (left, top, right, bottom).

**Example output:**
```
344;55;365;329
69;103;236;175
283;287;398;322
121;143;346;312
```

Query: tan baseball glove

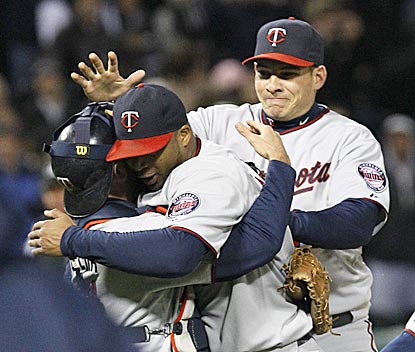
282;245;334;335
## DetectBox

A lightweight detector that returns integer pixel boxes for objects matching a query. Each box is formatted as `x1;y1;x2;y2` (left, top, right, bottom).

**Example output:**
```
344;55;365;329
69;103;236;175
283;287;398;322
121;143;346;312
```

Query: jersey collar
261;103;329;134
193;136;202;157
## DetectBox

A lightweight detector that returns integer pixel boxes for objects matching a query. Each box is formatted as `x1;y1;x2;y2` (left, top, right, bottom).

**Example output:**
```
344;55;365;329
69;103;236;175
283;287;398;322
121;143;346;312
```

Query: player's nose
126;156;147;173
266;75;283;93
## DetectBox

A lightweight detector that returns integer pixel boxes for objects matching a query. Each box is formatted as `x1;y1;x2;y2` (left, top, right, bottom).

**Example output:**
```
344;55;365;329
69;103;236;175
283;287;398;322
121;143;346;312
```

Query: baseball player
29;84;322;351
380;310;415;351
44;101;210;351
188;18;389;351
69;17;390;352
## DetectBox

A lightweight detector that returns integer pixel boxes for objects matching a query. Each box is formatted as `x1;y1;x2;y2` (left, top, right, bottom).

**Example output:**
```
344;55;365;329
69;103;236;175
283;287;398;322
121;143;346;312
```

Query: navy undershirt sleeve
380;331;415;352
61;161;296;281
289;198;380;249
216;160;296;281
61;227;209;278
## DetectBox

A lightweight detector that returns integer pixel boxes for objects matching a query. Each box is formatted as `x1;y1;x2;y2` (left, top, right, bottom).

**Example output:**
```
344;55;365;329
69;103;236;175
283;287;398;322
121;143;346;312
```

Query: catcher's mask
43;102;115;218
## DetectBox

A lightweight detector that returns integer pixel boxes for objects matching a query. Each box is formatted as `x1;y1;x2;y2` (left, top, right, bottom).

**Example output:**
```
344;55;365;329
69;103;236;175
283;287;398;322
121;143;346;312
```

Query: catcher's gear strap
171;287;210;352
46;140;112;160
123;325;150;343
124;288;210;351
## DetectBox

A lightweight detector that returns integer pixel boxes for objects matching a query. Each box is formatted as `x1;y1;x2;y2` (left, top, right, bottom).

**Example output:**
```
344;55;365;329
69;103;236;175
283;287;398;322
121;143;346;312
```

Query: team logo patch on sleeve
167;193;200;219
357;163;387;192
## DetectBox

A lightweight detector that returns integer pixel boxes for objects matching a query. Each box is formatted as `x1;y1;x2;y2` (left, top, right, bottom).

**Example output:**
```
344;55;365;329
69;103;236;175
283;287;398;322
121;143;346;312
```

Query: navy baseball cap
242;17;324;67
106;83;188;161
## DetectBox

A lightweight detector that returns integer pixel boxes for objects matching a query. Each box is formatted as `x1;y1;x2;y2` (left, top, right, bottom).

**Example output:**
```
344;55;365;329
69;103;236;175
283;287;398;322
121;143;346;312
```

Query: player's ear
313;65;327;90
177;124;193;147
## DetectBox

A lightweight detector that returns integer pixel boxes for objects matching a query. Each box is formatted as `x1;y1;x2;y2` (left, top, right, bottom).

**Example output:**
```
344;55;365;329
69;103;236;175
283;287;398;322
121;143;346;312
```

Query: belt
297;332;313;346
331;311;353;328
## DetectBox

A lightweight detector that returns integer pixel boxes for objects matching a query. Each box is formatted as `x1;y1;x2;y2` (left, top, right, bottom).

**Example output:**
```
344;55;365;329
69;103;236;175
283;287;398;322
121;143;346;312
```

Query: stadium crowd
1;0;415;348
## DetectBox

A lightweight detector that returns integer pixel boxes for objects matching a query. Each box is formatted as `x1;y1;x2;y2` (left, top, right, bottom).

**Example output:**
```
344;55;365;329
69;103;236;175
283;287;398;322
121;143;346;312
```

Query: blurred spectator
205;58;257;105
40;177;65;213
369;0;415;117
382;114;415;210
0;74;21;128
110;0;163;78
364;113;415;326
304;1;382;130
0;183;137;351
162;64;209;112
0;0;38;100
0;260;136;351
400;0;415;36
209;0;299;63
22;162;66;268
0;170;29;259
153;0;221;75
17;57;70;150
0;118;43;256
51;0;119;114
35;0;73;50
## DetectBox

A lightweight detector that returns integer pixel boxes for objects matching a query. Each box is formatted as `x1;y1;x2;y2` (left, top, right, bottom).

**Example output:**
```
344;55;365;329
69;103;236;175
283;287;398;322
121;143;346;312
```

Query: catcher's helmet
43;102;115;217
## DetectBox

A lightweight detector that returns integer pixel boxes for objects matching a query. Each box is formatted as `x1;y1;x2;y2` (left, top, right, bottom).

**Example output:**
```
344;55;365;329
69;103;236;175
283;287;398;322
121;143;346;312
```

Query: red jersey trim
170;288;191;351
83;218;113;229
194;136;202;156
279;108;329;135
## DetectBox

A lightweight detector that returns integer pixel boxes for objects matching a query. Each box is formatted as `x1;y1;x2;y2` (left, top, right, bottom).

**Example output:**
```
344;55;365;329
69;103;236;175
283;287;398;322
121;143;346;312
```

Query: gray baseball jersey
187;102;389;351
82;138;265;351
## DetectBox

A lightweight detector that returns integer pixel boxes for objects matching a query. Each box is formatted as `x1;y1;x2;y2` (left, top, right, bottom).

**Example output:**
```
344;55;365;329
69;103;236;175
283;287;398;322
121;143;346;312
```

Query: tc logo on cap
121;111;139;132
267;27;286;46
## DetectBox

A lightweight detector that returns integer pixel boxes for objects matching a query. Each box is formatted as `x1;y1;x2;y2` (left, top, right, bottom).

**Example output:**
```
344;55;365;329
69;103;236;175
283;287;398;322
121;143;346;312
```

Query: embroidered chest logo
267;27;286;46
294;161;331;195
167;192;201;219
121;111;139;132
357;163;387;193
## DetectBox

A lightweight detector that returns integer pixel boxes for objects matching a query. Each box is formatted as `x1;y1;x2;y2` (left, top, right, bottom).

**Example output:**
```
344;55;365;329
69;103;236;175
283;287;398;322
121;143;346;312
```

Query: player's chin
142;176;164;192
263;106;288;121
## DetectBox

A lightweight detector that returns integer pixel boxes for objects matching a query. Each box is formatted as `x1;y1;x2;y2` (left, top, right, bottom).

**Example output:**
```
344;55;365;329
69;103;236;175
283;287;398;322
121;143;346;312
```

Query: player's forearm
289;198;379;249
380;331;415;352
381;311;415;351
61;226;208;277
216;160;296;281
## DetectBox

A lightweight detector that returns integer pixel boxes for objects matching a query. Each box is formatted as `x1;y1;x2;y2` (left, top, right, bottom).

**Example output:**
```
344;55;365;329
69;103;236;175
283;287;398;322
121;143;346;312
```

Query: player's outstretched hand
235;120;290;165
70;51;146;102
27;209;76;256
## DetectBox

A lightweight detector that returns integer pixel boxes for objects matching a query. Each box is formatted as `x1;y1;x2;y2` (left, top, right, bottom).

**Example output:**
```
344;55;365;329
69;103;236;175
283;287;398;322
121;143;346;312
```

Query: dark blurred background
0;0;414;347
